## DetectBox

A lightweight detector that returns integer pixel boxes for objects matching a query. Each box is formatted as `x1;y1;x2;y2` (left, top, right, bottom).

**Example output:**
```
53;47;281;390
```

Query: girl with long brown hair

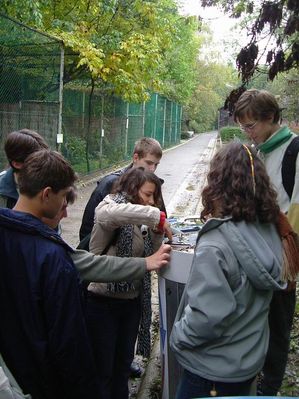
170;141;285;399
85;167;171;399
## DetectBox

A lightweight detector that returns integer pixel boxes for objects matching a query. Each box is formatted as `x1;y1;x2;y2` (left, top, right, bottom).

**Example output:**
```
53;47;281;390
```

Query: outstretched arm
72;244;171;282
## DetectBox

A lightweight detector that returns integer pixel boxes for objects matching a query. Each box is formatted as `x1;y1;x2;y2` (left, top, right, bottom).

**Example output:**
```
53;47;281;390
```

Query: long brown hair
112;167;162;207
201;141;280;223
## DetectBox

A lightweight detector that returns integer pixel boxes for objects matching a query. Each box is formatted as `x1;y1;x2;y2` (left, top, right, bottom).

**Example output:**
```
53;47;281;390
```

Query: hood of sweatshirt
198;217;285;290
0;168;19;199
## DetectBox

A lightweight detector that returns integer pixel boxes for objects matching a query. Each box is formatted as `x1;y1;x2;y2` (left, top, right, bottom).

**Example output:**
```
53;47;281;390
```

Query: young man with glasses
234;89;299;396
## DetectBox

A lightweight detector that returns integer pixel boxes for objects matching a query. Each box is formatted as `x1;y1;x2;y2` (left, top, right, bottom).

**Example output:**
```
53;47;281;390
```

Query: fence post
99;96;104;168
82;92;85;130
174;104;178;143
162;98;166;147
142;101;145;137
180;105;183;141
125;102;129;158
170;101;173;145
154;93;158;139
57;45;64;152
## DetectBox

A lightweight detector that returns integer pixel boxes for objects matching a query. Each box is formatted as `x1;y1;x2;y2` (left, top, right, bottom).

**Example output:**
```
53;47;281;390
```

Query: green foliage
189;120;202;133
2;0;202;103
246;68;299;123
183;61;240;132
71;158;99;174
161;16;202;104
62;136;86;164
202;0;298;81
220;125;246;142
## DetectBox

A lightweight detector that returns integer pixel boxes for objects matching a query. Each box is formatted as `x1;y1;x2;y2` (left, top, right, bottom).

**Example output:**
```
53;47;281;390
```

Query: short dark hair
4;129;49;167
113;167;162;207
233;89;281;124
18;150;77;197
133;137;162;159
201;141;280;223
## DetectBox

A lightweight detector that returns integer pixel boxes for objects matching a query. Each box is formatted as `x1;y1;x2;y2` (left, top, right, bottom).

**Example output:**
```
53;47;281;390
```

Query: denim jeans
258;289;296;396
85;294;141;399
175;369;254;399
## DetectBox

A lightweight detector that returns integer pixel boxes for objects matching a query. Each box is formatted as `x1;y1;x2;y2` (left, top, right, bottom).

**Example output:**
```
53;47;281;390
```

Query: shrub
189;120;201;133
62;136;86;164
220;126;247;142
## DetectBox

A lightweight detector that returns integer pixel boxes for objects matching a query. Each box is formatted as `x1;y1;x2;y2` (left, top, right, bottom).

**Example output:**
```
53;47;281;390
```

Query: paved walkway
157;131;218;216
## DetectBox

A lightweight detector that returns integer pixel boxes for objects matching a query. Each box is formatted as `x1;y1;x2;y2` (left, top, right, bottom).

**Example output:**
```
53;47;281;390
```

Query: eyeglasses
239;120;259;131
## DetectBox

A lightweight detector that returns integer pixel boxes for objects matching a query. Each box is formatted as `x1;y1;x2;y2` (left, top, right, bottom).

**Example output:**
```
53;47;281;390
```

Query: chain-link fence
0;14;63;168
0;15;182;173
61;89;182;174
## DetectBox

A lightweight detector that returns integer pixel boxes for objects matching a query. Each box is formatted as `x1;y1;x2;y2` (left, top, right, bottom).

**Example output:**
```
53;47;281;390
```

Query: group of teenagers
0;88;298;399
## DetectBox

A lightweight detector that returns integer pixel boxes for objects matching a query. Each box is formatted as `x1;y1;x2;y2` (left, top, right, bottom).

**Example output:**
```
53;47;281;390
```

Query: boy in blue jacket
0;149;100;399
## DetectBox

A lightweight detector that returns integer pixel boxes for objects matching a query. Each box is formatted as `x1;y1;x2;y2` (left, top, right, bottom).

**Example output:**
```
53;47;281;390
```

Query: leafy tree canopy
1;0;201;102
201;0;299;110
247;67;299;122
183;58;240;132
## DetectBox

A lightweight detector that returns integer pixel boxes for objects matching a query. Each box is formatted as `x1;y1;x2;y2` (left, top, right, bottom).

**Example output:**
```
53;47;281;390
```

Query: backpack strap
281;135;299;199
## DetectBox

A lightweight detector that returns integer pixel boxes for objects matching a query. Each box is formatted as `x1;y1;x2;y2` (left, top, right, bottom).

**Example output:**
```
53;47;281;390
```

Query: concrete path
157;131;218;216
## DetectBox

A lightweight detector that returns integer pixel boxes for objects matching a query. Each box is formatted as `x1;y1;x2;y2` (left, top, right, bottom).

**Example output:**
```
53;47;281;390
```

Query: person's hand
145;244;171;271
163;220;173;241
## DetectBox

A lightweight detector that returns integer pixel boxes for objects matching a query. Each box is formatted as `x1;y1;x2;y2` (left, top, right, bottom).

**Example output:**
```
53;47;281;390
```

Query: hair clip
242;144;256;195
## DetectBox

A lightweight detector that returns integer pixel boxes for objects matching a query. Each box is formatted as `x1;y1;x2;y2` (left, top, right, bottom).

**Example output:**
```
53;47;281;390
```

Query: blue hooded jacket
0;209;100;399
0;168;18;208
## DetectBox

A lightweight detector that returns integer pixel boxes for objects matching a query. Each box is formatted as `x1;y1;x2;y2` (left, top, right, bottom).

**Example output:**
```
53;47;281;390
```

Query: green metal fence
61;89;182;174
0;14;182;173
0;14;63;168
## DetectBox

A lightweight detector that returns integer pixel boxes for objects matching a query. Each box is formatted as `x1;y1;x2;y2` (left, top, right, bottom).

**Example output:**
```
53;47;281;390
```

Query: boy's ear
41;187;52;202
132;153;139;163
11;160;23;171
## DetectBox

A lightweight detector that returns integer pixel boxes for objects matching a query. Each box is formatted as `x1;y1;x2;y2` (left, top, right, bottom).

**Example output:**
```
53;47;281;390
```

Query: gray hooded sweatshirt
170;217;285;383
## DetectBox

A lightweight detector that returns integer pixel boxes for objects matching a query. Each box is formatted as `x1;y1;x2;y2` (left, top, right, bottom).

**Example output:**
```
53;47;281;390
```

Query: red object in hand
157;211;166;232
